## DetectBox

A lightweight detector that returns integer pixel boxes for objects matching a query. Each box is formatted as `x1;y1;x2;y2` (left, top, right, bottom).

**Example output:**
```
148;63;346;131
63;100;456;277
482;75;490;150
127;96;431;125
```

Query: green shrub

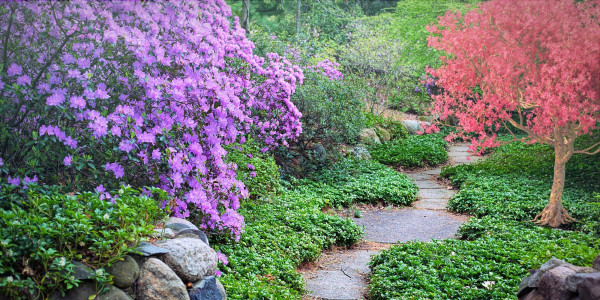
0;185;167;299
370;134;448;167
225;139;282;199
212;189;363;299
369;218;599;300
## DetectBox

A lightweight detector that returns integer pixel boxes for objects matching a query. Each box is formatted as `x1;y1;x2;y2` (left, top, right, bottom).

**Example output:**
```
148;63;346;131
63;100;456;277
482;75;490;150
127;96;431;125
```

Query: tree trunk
532;138;577;227
296;0;301;36
241;0;250;33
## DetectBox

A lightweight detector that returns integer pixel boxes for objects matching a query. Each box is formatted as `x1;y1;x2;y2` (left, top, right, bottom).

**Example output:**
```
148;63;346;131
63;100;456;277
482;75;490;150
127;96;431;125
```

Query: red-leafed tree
426;0;600;227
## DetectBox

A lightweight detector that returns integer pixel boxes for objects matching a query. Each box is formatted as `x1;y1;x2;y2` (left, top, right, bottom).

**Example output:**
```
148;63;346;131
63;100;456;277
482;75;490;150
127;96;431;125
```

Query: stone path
302;144;479;299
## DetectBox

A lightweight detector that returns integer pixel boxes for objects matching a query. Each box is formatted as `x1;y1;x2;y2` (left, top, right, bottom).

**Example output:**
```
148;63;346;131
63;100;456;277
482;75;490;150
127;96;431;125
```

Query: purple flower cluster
0;0;304;239
306;59;344;81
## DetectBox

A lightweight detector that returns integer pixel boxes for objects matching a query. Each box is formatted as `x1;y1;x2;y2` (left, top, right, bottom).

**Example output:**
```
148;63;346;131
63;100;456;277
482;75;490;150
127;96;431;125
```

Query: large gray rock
98;285;133;300
528;258;567;287
106;255;139;288
165;217;199;231
520;289;544;300
174;228;209;245
375;126;391;142
62;261;93;281
573;272;600;300
402;120;431;135
351;146;371;160
190;276;226;300
135;242;169;257
137;258;189;300
593;253;600;270
51;283;131;300
537;266;576;300
152;227;175;239
313;143;327;162
155;238;217;282
359;128;381;145
517;276;534;297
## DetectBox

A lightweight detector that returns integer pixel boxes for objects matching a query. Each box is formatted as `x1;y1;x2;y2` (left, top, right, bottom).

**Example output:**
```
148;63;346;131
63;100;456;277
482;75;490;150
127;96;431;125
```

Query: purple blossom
70;96;86;109
16;75;31;86
216;252;229;265
23;175;38;186
7;63;22;76
105;162;124;178
7;176;19;186
152;149;161;160
95;184;106;194
0;158;3;166
63;155;72;166
46;92;65;106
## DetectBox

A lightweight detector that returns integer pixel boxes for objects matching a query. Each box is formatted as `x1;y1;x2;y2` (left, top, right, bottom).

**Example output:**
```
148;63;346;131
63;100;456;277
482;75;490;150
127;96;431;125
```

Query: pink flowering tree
426;0;600;227
0;1;305;238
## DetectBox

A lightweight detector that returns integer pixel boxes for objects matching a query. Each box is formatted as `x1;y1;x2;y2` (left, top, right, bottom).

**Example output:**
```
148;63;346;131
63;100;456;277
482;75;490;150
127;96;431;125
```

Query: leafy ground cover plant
369;141;600;299
307;159;419;207
370;134;448;167
212;188;363;299
369;218;599;300
0;185;166;299
442;142;600;235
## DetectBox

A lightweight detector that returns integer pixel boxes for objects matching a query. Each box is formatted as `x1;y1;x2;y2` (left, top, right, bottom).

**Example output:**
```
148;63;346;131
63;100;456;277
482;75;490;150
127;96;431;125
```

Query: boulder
50;283;131;300
313;143;327;162
152;228;175;239
155;238;217;282
520;289;544;300
135;242;170;257
351;146;371;160
164;217;198;229
190;276;226;300
566;272;600;299
165;222;193;233
50;282;95;300
401;120;431;135
106;255;139;288
528;258;567;287
517;276;535;297
67;261;94;281
164;217;199;231
537;266;576;300
359;128;381;145
375;126;391;142
174;228;209;245
137;258;189;300
98;285;133;300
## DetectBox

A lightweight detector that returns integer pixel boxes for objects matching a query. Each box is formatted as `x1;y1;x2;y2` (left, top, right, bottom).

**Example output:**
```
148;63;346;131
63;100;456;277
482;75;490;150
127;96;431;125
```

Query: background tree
426;0;600;227
241;0;250;31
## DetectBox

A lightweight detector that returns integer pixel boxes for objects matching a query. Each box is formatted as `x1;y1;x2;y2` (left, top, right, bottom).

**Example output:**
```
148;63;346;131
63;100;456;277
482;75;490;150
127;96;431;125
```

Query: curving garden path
302;144;479;299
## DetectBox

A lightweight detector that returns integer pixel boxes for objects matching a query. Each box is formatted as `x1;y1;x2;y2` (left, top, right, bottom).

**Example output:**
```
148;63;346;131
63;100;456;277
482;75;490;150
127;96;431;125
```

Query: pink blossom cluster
0;0;305;239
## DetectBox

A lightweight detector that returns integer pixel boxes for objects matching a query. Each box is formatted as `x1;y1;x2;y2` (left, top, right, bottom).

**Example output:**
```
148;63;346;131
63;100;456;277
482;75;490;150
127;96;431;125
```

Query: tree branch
574;140;600;155
1;5;16;75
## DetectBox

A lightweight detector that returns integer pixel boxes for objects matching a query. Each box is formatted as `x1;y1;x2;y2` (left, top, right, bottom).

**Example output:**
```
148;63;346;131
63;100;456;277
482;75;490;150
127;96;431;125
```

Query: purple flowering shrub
0;1;305;238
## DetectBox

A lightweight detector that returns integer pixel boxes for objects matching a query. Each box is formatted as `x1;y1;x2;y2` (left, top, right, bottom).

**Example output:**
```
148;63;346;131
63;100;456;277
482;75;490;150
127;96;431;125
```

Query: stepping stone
352;209;466;243
449;145;469;152
419;188;455;199
422;168;442;175
305;250;376;299
413;199;448;210
413;180;443;189
405;173;433;181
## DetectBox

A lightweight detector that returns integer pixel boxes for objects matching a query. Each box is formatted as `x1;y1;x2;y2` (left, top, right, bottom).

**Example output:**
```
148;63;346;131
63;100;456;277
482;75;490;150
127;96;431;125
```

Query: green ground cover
369;141;600;299
370;134;448;168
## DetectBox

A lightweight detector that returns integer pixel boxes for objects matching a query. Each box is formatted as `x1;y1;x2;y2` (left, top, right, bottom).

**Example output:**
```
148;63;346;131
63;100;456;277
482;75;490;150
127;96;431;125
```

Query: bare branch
1;5;16;75
574;140;600;155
